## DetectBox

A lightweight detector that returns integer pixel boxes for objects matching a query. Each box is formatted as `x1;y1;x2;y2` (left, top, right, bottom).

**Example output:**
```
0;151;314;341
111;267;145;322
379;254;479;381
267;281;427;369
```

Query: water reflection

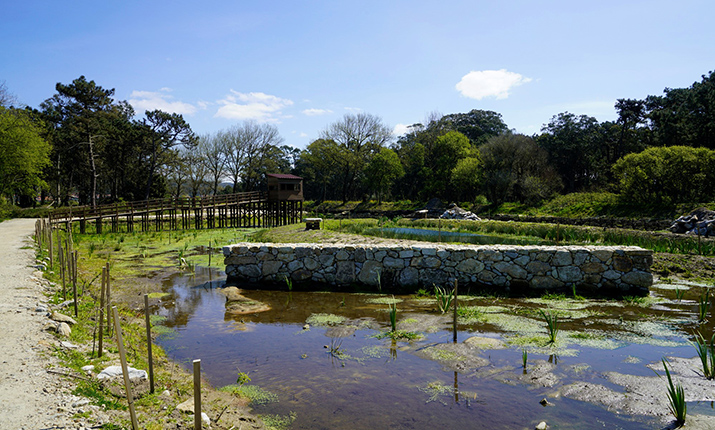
151;268;707;429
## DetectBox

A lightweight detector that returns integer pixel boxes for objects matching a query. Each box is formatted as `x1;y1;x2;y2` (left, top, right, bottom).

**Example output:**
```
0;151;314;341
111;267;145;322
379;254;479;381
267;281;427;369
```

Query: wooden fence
48;192;303;234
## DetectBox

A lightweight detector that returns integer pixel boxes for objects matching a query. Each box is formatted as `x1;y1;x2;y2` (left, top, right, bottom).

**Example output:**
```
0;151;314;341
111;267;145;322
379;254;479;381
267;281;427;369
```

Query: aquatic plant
522;349;528;369
675;287;684;301
661;358;686;427
539;309;560;344
698;288;710;322
284;275;293;291
236;370;251;386
435;285;454;314
375;270;382;292
388;299;397;332
693;332;715;379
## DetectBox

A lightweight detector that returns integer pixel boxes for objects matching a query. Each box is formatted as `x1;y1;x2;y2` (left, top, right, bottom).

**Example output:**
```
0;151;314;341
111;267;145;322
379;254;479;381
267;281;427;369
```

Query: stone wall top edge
223;242;651;253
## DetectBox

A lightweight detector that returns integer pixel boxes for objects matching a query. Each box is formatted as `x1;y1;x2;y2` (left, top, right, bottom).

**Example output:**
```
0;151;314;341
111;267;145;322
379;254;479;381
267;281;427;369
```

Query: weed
414;288;430;298
435;285;454;314
692;332;715;379
661;358;686;427
675;287;684;301
522;349;528;369
388;300;397;332
539;309;560;344
699;288;710;322
375;270;382;293
236;370;251;386
284;275;293;291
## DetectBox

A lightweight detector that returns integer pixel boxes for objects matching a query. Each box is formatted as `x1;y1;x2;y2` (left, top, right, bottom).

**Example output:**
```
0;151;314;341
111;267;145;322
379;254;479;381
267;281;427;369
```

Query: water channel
149;264;715;429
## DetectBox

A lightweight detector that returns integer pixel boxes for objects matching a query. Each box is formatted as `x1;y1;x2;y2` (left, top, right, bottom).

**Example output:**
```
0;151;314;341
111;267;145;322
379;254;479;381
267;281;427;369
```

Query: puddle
152;268;715;429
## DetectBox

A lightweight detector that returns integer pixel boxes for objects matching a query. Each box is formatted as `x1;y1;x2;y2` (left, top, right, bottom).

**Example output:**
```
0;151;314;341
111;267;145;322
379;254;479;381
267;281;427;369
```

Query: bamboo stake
193;359;202;430
112;306;139;430
98;266;106;358
144;294;155;393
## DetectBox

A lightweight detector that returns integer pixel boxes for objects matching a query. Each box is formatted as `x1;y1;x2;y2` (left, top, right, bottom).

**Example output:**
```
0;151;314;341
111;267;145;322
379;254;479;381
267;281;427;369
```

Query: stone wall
224;243;653;296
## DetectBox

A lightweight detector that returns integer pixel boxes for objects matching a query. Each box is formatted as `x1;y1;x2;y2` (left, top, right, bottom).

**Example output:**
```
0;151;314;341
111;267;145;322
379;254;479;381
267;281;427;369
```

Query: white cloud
302;108;333;116
215;91;293;122
197;100;211;110
393;123;410;137
344;106;363;113
456;69;532;100
129;89;197;115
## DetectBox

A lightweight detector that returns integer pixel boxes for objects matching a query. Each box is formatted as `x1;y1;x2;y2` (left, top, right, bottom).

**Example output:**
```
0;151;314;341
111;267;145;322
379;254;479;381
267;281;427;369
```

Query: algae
305;313;347;327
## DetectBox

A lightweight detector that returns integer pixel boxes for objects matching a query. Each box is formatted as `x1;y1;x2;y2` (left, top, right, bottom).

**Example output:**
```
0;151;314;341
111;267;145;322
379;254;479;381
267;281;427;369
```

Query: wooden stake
98;267;106;358
72;250;78;317
106;262;111;336
48;221;54;268
144;294;155;394
453;279;458;343
193;359;202;430
59;241;66;300
112;306;139;430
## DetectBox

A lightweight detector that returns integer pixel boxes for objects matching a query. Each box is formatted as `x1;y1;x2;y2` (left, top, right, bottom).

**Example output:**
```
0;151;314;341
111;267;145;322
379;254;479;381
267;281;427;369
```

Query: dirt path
0;219;88;430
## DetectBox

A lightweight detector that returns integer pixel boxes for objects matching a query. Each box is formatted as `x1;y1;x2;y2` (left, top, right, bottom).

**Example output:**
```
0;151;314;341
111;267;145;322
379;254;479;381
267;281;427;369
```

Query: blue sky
2;1;713;149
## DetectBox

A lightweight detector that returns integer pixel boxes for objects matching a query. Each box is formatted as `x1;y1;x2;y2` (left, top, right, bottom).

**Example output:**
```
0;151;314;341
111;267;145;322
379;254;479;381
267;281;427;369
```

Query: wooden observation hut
266;173;303;226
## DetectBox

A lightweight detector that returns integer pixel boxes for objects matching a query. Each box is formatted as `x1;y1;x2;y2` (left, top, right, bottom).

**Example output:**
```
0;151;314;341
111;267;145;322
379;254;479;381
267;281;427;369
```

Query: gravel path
0;219;92;430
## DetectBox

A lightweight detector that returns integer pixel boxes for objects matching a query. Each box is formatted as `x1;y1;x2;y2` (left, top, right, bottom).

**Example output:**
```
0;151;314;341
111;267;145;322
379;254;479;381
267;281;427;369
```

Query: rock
176;398;194;413
539;398;553;406
43;322;58;332
535;422;548;430
202;412;211;426
50;311;77;325
302;324;310;330
82;365;95;372
35;305;49;313
439;203;481;221
57;299;75;309
97;365;148;380
59;341;77;349
56;322;71;337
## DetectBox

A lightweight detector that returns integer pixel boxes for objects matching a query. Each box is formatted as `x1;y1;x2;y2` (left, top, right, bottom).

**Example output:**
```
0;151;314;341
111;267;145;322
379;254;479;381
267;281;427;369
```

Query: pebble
536;421;548;430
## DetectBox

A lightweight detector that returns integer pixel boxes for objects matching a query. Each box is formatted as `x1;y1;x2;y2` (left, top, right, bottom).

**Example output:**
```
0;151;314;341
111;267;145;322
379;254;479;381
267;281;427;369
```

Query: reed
388;299;397;332
662;358;686;427
692;332;715;379
435;285;454;314
539;309;560;344
698;289;710;323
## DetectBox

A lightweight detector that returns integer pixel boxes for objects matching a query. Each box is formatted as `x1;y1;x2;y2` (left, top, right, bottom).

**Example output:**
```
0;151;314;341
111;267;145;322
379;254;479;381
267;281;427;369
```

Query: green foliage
0;107;51;201
539;309;560;344
434;285;454;314
522;348;528;369
363;147;404;203
699;289;710;323
450;156;484;202
613;146;715;205
388;299;397;332
692;332;715;379
481;133;562;205
661;358;687;427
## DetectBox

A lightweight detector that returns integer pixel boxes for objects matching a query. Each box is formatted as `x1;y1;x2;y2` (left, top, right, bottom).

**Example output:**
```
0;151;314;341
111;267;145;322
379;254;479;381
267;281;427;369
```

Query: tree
437;109;509;146
480;133;561;205
450;156;483;202
0;81;19;108
140;110;196;199
197;133;228;195
645;71;715;149
0;108;51;203
536;112;603;193
423;131;472;199
296;139;342;201
612;146;715;205
320;113;392;202
221;121;284;192
364;147;404;203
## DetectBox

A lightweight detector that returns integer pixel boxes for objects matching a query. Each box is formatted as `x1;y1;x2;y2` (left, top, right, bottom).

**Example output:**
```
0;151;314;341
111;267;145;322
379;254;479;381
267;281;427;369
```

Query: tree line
1;71;715;209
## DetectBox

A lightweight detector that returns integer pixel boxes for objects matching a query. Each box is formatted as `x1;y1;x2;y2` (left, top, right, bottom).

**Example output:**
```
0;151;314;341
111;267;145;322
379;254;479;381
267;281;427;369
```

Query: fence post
193;359;202;430
144;294;155;393
112;306;139;430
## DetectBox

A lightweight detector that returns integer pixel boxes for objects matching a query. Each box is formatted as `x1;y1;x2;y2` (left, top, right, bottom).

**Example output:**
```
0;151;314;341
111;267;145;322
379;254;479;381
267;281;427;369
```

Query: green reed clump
693;332;715;379
662;358;687;427
539;309;560;344
388;299;397;332
435;285;454;314
522;349;528;369
698;288;710;323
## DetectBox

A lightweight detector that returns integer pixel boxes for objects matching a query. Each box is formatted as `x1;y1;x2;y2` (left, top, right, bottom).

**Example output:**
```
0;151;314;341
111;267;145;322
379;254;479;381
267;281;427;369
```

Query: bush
613;146;715;205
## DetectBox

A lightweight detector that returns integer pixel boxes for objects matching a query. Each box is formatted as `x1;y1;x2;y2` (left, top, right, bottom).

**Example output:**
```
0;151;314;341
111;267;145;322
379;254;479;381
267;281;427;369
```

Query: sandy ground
0;219;94;430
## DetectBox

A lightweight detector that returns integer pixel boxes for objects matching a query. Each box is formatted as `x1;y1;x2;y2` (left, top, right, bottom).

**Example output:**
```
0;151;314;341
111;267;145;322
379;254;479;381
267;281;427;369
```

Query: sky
1;0;713;149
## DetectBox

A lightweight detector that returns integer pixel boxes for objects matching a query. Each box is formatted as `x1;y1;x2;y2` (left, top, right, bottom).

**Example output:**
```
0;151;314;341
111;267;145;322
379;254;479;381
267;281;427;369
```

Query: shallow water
153;267;715;429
